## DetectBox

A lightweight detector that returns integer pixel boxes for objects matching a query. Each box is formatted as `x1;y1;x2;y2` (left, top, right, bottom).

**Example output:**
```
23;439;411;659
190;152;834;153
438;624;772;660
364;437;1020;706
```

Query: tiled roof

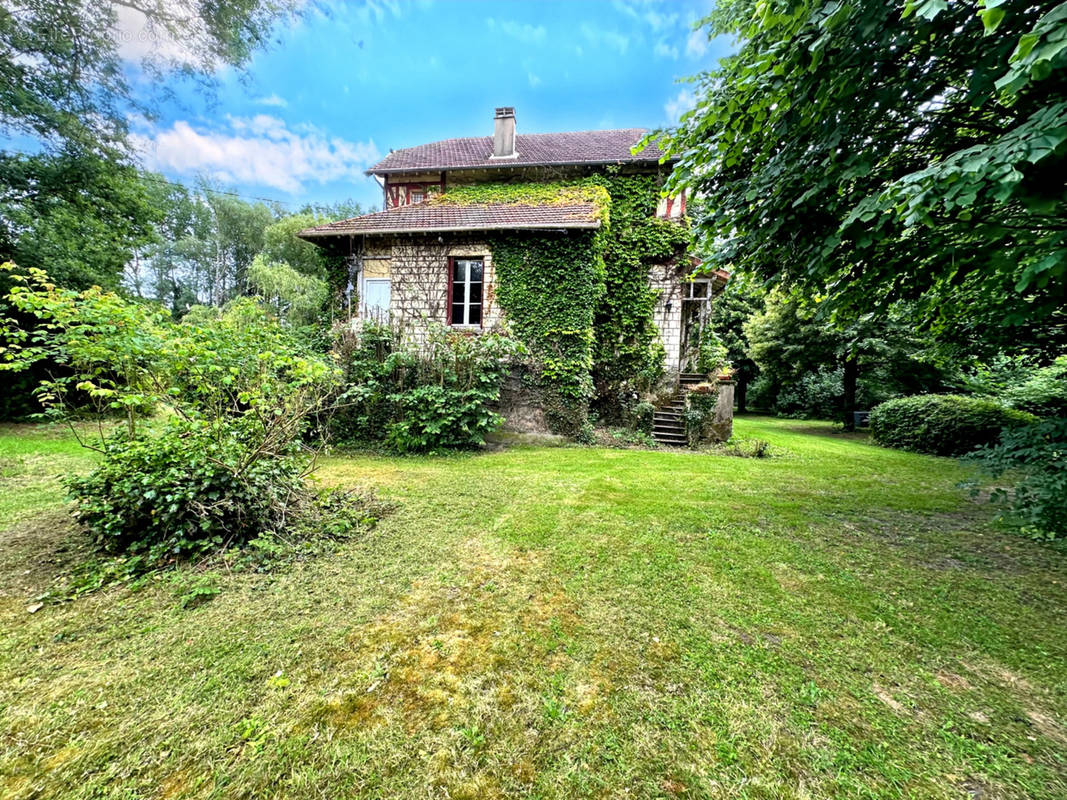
367;129;669;175
298;202;602;238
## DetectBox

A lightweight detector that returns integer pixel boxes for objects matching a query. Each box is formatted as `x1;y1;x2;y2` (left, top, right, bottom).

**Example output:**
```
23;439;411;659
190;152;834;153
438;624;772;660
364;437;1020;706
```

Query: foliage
0;153;162;291
489;229;606;436
961;353;1067;418
588;173;690;412
631;401;655;435
684;383;722;446
696;327;729;375
1;264;343;570
431;181;611;220
1;0;301;155
258;214;333;280
965;418;1067;540
333;322;522;452
67;417;307;563
248;255;329;326
870;394;1037;457
745;292;949;419
709;279;764;410
773;366;847;421
656;1;1067;354
434;176;689;429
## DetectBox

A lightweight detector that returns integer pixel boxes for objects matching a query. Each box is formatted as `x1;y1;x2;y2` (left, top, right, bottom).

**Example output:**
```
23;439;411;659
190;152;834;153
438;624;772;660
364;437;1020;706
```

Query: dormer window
410;188;424;204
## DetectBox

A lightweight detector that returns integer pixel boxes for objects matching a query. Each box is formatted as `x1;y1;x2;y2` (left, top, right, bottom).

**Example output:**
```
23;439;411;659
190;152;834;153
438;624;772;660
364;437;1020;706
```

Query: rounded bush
67;420;305;561
870;394;1036;457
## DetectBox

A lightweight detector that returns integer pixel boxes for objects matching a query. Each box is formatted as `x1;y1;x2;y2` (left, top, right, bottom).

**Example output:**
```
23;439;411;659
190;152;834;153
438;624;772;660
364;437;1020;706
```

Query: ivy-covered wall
488;229;606;437
587;172;693;418
343;176;694;436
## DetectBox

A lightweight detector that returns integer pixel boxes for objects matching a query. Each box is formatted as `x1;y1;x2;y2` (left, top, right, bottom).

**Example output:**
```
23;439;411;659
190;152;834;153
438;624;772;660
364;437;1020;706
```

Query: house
300;108;730;440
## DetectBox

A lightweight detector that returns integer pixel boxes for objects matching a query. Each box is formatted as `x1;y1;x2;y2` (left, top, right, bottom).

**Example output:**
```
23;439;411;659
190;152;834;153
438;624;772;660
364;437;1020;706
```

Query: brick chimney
491;107;517;159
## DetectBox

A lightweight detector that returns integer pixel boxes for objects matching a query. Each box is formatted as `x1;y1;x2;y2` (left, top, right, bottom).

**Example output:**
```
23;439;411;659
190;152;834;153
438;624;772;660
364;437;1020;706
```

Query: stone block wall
650;262;685;377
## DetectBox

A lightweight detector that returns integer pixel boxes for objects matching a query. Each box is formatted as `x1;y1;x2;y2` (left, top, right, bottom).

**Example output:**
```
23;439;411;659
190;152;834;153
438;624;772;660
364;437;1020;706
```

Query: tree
659;1;1067;355
247;256;328;326
710;278;764;413
1;1;301;291
745;292;947;425
0;152;161;291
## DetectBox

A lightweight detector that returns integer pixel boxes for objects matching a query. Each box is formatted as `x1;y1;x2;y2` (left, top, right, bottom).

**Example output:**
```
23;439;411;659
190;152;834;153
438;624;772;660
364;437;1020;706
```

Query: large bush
870;394;1035;457
333;322;522;452
1;266;347;573
964;419;1067;541
68;418;306;562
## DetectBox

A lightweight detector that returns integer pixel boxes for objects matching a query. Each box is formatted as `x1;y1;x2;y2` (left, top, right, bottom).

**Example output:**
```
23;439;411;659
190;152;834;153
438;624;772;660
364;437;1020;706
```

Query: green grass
1;416;1065;799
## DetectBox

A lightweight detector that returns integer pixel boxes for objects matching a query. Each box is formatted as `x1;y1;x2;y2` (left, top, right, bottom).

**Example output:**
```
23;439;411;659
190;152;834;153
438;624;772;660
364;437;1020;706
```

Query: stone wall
650;262;685;377
357;234;501;348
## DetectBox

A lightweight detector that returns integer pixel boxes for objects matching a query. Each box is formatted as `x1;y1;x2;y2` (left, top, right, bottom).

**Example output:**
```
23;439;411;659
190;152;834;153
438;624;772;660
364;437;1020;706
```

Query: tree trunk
843;353;858;431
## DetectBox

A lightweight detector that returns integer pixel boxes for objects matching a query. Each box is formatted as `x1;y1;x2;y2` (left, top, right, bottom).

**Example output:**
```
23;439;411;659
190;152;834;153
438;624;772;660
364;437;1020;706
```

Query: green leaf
981;8;1006;34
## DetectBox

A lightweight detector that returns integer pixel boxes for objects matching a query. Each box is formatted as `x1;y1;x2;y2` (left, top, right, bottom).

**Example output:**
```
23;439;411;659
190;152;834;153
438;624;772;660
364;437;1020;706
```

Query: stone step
653;436;688;447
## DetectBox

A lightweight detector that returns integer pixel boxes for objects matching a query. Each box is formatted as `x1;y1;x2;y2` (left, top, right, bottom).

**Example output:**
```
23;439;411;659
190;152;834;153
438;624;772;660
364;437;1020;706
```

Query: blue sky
119;0;728;212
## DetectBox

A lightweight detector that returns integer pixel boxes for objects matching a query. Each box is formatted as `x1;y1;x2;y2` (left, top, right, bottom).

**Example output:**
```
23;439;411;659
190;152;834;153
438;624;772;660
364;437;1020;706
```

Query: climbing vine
489;229;605;436
431;177;692;435
588;171;693;418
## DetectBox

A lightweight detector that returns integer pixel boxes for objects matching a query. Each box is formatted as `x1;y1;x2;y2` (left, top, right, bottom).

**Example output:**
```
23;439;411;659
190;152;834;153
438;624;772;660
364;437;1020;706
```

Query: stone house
300;108;730;442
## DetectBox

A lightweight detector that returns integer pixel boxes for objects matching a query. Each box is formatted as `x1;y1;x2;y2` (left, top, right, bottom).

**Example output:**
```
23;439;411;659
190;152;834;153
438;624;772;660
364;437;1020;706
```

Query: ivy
588;172;692;415
432;176;693;435
489;229;605;435
430;181;611;223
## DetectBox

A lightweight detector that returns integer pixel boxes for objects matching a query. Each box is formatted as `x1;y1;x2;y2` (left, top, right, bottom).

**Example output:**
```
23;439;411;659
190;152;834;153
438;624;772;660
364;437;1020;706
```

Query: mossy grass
1;416;1065;798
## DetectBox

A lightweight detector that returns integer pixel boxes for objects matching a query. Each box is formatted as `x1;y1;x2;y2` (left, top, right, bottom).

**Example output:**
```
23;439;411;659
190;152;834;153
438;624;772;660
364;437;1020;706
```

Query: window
450;258;483;326
685;280;709;300
409;188;425;204
362;278;391;319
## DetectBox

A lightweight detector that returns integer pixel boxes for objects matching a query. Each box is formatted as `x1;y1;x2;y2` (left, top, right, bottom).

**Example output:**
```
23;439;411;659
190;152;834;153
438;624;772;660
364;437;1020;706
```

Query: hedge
870;394;1036;457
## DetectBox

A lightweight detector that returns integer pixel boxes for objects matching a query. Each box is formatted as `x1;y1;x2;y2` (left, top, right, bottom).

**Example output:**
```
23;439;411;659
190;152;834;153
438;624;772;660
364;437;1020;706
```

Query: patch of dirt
0;510;89;599
1026;709;1067;745
935;671;972;691
872;683;906;714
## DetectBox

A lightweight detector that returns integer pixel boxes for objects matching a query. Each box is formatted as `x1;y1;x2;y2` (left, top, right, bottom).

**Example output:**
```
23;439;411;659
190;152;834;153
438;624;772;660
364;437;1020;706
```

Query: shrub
696;328;729;375
870;394;1036;457
774;366;843;419
1005;356;1067;419
2;266;348;578
965;418;1067;540
67;418;306;563
333;322;523;452
631;401;654;434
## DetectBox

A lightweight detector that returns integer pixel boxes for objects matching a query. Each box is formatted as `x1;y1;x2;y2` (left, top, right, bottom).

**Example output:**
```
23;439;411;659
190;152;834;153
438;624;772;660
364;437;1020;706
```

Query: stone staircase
651;373;706;447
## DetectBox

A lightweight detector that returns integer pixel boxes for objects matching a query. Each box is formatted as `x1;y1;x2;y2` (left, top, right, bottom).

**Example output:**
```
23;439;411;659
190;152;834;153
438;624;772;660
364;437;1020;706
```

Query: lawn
0;416;1065;799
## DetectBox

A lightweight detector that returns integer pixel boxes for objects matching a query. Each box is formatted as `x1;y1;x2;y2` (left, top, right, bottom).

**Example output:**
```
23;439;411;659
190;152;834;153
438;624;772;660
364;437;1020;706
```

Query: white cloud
654;40;679;59
686;29;709;59
112;4;209;67
255;93;289;108
580;23;630;54
487;17;548;44
528;71;542;88
131;115;380;194
664;88;696;124
612;1;678;31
